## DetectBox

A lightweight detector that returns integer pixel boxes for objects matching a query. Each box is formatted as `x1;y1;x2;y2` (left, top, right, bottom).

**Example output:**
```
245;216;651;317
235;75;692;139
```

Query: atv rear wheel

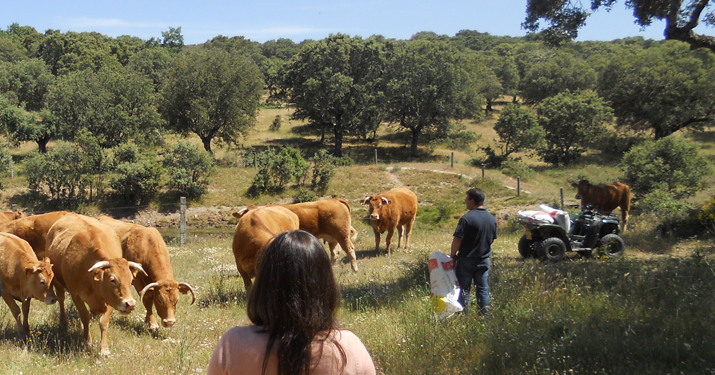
597;234;625;258
537;237;566;262
518;235;535;258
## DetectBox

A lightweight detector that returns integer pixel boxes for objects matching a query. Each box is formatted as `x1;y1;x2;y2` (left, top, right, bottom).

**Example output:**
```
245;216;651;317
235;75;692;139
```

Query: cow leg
404;217;416;250
70;293;92;347
2;293;25;338
337;235;358;272
396;225;404;250
373;228;381;255
139;283;159;332
237;265;253;295
326;239;340;265
385;228;395;255
21;298;32;334
622;210;629;232
55;283;68;329
98;307;113;357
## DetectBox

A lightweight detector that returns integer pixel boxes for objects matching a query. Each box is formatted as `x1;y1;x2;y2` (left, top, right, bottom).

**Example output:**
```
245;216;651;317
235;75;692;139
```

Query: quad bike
517;204;625;262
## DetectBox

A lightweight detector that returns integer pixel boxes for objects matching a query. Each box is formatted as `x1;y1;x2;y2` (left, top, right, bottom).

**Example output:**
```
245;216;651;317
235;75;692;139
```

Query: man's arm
450;236;462;258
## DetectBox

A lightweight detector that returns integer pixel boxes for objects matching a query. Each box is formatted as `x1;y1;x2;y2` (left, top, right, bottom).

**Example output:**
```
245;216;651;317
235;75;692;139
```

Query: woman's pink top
207;326;376;375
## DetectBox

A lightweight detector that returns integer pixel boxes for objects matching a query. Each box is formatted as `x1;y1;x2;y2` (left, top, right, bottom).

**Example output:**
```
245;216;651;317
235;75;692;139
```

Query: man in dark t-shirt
450;187;497;314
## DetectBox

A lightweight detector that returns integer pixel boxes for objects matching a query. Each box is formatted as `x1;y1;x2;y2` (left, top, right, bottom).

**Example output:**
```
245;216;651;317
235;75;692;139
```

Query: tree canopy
523;0;715;52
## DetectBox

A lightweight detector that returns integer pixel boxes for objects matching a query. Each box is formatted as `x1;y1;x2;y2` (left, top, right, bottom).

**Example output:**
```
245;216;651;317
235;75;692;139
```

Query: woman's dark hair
247;230;345;375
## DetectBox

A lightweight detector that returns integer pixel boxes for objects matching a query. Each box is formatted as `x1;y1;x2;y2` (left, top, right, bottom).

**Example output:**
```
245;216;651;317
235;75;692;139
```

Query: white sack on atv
429;251;463;319
517;210;555;225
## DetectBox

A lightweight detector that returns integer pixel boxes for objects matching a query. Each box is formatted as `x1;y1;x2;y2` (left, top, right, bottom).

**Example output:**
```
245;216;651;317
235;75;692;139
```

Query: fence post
481;164;485;179
517;176;521;196
11;204;16;212
450;152;454;168
374;149;378;165
180;197;187;247
560;188;565;210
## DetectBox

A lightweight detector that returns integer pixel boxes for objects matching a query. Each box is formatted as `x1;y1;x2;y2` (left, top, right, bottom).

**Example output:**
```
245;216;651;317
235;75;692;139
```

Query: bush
293;188;317;203
428;122;481;152
594;130;644;158
113;142;141;165
311;149;336;193
24;142;85;203
269;115;282;131
162;141;214;199
620;135;711;199
248;147;308;196
499;159;535;181
657;197;715;239
110;153;162;205
0;142;13;189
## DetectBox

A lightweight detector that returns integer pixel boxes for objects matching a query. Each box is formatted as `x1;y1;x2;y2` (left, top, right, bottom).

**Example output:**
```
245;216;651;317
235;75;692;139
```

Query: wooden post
481;164;485;179
180;197;187;247
450;152;454;168
374;149;378;165
11;204;16;211
517;176;521;196
560;188;565;210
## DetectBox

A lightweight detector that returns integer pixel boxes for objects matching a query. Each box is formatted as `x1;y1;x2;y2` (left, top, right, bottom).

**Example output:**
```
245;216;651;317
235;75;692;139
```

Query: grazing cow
571;180;632;232
363;187;418;255
0;209;23;224
98;216;196;332
283;198;359;272
46;213;146;356
0;233;57;338
0;211;72;258
231;206;299;293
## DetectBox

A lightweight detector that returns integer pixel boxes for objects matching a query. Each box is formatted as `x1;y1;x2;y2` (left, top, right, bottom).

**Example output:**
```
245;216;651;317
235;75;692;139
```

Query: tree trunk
512;95;518;104
333;122;343;157
201;137;213;154
486;99;493;111
37;138;49;154
410;128;420;158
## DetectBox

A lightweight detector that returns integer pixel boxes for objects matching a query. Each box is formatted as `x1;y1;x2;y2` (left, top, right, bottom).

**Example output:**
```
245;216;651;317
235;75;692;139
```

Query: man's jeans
455;257;490;314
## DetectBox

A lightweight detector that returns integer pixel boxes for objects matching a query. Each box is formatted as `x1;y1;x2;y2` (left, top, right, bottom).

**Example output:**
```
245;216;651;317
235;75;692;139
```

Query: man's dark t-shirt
453;208;497;260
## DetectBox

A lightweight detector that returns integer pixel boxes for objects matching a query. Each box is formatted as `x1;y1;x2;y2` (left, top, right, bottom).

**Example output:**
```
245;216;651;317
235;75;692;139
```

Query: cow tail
350;226;358;241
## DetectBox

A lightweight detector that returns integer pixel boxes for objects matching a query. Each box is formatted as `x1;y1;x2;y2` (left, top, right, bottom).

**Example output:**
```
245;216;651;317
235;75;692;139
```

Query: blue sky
3;0;712;45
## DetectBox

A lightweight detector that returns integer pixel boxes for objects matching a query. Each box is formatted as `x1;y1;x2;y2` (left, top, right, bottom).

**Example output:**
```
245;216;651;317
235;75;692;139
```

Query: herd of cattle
0;181;629;356
0;187;420;356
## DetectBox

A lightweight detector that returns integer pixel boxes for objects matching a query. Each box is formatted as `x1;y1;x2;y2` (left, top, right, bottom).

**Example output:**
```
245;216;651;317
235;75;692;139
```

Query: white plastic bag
539;204;571;232
429;251;463;319
517;210;555;225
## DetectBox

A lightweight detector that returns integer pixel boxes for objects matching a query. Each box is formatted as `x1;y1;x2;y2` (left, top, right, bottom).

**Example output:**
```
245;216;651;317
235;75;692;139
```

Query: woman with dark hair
208;230;376;375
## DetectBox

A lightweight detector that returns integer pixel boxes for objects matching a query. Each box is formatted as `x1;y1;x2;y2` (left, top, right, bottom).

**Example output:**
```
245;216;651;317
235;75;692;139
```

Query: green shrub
162;141;213;199
428;122;481;152
311;149;337;193
594;130;644;158
113;142;141;165
293;188;317;203
24;141;85;203
269;115;282;131
110;153;162;205
657;196;715;239
0;142;12;189
248;147;308;196
620;135;711;199
499;159;534;181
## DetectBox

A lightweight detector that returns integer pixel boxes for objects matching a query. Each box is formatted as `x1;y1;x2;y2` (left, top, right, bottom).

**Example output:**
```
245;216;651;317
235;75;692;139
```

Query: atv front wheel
518;235;535;258
536;237;566;262
597;234;625;258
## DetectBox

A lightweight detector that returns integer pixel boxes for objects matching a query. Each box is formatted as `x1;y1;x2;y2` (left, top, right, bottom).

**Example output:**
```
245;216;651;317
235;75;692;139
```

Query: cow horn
88;261;110;273
381;197;390;205
178;282;196;305
127;261;148;277
139;282;160;302
362;196;371;205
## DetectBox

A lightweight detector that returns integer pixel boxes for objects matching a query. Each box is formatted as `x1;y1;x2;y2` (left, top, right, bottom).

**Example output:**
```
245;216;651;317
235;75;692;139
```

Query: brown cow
0;211;72;258
0;233;57;338
46;213;146;356
363;187;418;255
283;198;359;272
231;206;299;293
0;209;23;224
98;216;196;332
571;180;632;232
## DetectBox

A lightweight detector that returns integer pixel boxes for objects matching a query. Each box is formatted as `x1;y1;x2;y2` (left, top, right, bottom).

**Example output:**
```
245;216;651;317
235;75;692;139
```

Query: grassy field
0;103;714;374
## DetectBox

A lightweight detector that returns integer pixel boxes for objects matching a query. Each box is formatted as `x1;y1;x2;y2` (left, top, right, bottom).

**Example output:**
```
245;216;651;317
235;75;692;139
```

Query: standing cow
0;233;57;338
98;216;196;332
46;213;146;356
231;206;299;294
363;187;418;255
283;198;359;272
0;211;72;258
571;180;631;232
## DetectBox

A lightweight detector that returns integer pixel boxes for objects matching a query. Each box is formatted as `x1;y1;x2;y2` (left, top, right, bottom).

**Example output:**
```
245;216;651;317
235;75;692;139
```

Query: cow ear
570;182;578;188
25;267;34;277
